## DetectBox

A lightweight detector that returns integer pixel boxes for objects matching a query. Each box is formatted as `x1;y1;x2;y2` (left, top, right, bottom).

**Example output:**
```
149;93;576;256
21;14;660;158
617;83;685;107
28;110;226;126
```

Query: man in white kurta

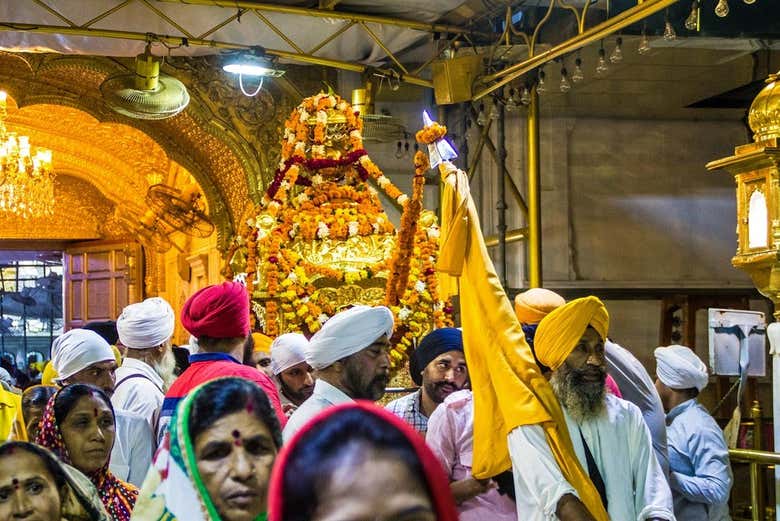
113;297;177;440
282;305;393;442
508;297;674;521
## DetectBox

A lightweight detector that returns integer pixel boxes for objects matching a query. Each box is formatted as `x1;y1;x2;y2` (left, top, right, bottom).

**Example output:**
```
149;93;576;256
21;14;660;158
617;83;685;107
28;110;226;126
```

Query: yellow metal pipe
485;228;528;247
729;449;780;465
160;0;481;35
751;401;765;521
474;0;679;100
527;86;542;288
307;21;356;55
0;23;433;88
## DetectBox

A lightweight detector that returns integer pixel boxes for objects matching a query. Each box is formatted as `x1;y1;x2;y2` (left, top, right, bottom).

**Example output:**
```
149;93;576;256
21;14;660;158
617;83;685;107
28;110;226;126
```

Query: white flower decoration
397;194;409;205
377;176;390;188
312;145;326;157
287;272;298;282
311;174;324;186
415;280;426;293
348;221;359;237
299;109;310;121
317;222;330;239
398;307;412;321
296;193;310;204
316;111;328;125
318;313;330;324
294;142;306;155
426;226;440;240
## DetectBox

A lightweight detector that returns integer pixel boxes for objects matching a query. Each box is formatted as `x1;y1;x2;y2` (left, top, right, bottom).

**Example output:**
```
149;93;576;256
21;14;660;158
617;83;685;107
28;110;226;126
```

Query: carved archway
0;51;305;249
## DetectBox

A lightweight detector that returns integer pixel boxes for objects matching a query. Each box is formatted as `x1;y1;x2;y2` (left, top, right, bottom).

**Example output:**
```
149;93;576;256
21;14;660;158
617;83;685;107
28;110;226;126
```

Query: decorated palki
224;93;453;371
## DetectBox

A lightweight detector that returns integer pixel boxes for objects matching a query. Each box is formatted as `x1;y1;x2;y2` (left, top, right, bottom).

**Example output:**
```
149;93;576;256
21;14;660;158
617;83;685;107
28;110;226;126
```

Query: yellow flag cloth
0;387;27;441
514;288;566;325
435;162;609;521
41;361;57;386
252;332;273;353
534;296;609;371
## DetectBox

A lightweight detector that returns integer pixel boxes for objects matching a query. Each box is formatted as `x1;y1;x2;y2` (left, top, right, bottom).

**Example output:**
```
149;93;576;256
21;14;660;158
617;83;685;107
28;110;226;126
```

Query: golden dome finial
748;71;780;143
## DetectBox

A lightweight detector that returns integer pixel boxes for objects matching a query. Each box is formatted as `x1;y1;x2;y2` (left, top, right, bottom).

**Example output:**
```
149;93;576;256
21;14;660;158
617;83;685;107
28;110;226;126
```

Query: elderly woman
269;401;459;521
21;385;57;441
36;384;138;521
132;377;282;521
0;441;110;521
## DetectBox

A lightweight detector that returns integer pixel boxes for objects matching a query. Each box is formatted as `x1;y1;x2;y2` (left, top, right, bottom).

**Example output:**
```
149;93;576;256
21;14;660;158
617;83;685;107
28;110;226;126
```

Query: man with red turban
158;282;285;441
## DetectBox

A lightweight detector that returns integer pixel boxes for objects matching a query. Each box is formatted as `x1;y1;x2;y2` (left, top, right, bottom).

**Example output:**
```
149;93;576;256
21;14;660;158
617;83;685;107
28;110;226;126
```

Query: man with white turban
282;305;393;442
113;297;177;439
51;328;153;487
654;345;732;520
271;333;315;417
509;297;673;521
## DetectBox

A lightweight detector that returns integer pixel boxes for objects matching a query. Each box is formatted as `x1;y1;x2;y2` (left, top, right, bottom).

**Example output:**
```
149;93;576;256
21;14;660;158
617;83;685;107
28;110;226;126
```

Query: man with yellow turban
509;297;673;521
250;332;274;377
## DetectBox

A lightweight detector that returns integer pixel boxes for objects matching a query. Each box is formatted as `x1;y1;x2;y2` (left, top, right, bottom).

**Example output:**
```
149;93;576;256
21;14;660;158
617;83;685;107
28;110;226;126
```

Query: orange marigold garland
225;92;454;371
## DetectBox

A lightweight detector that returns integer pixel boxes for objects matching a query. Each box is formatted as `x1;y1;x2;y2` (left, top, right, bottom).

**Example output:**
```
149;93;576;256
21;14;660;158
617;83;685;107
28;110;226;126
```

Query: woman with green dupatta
131;377;282;521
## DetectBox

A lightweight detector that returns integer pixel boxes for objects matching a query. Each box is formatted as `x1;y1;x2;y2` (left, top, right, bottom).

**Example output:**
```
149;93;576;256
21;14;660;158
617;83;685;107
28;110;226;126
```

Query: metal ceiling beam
0;23;434;88
159;0;483;36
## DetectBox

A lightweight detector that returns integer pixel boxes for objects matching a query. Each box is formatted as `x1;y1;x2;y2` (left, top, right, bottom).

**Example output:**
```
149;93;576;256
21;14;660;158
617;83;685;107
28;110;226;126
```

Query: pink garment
606;374;622;398
426;390;517;521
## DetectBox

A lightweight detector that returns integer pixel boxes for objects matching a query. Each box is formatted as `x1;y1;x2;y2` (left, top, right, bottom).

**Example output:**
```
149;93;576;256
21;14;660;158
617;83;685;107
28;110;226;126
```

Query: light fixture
663;10;677;40
560;67;571;93
685;1;700;30
476;103;487;126
572;57;585;83
743;0;755;4
537;69;547;94
505;88;520;112
638;26;652;55
596;46;609;76
0;91;55;219
610;37;624;64
489;98;500;120
715;0;729;17
520;85;531;105
222;49;285;97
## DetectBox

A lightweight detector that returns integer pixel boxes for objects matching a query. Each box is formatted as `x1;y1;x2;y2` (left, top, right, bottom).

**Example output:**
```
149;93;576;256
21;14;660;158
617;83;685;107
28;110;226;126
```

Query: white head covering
271;333;309;375
654;344;709;392
0;367;14;387
117;297;175;349
52;329;115;381
305;305;394;370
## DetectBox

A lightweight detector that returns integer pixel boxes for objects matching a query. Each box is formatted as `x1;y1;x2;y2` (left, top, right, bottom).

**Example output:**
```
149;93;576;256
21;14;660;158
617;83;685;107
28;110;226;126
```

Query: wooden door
63;241;142;330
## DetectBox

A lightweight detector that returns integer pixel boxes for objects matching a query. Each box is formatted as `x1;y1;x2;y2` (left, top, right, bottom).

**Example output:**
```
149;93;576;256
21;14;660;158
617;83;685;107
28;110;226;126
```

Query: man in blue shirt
654;345;732;520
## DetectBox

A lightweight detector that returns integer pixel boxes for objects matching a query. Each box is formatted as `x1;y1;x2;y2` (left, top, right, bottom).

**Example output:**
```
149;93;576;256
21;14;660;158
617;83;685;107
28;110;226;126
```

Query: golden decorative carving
0;175;117;240
290;235;396;273
0;51;276;250
312;284;387;309
749;72;780;143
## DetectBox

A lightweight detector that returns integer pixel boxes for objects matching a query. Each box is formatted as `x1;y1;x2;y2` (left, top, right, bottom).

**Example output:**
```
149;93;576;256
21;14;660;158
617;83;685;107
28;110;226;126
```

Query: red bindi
245;403;254;414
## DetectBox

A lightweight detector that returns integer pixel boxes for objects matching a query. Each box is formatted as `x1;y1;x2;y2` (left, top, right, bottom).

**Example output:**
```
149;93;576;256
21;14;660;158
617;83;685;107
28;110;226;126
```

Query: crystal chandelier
0;91;55;218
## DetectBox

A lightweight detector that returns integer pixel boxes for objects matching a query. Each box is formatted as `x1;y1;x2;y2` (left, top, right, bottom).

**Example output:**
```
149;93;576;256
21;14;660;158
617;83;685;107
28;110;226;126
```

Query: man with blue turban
386;327;467;436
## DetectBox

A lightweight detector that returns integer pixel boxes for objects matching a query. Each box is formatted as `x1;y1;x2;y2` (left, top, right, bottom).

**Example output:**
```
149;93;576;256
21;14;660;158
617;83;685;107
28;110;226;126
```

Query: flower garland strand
384;150;428;306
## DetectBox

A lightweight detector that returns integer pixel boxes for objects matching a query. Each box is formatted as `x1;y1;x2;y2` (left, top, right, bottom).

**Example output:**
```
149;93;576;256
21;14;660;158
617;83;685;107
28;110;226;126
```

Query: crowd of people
0;281;733;520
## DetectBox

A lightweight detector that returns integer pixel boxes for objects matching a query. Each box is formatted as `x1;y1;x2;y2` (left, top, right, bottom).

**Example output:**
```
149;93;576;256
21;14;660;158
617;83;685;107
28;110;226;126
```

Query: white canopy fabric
0;0;465;67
